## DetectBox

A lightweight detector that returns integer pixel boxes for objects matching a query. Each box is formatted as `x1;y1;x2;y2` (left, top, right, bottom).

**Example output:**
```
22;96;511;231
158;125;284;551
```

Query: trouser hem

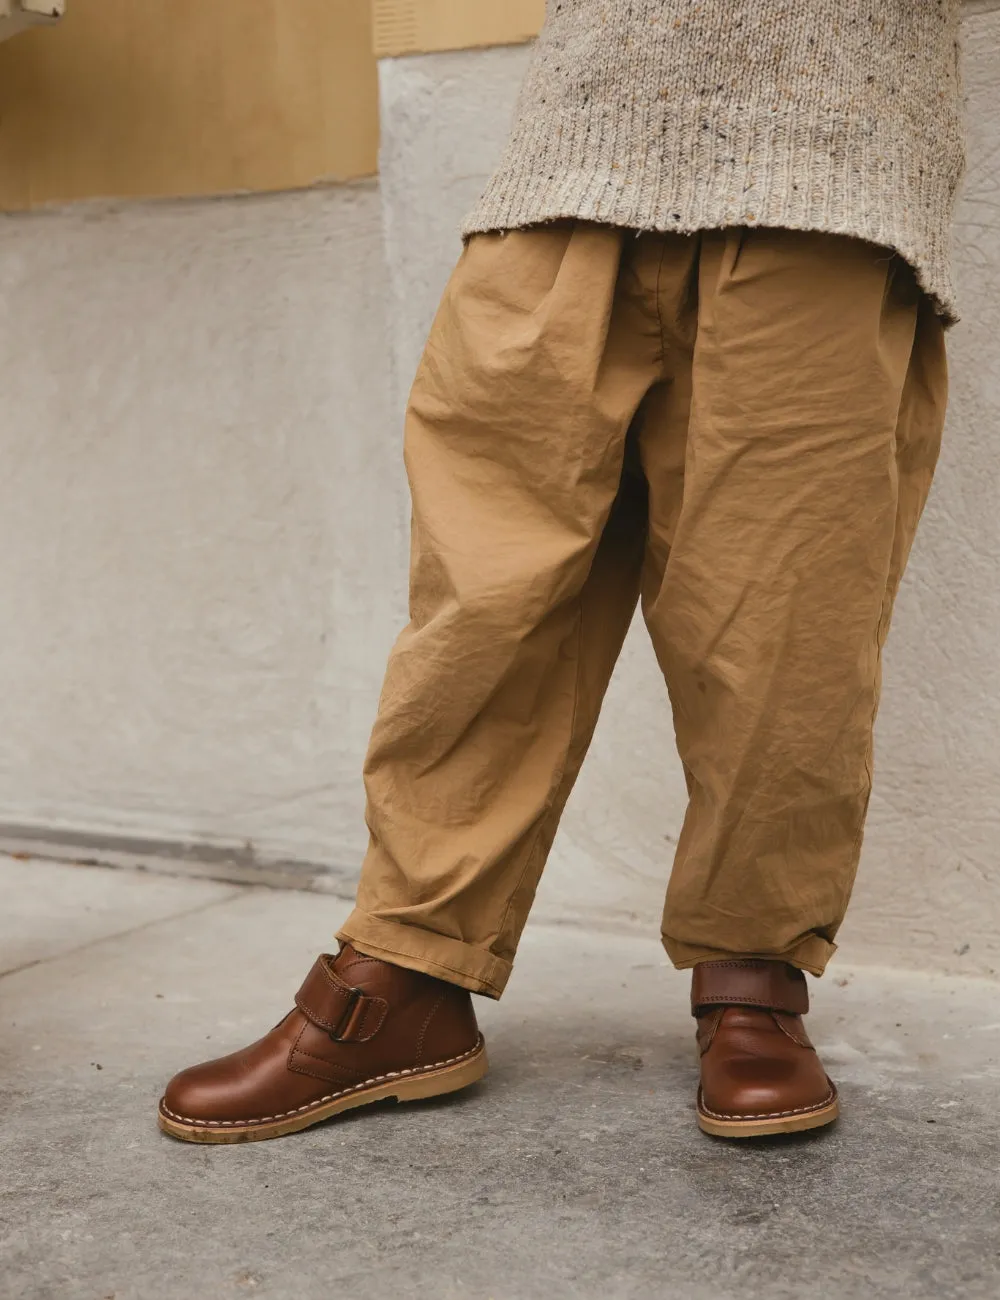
336;909;511;999
661;932;836;978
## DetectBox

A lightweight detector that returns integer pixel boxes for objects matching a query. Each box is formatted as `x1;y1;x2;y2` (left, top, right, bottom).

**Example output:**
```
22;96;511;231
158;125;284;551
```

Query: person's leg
638;228;947;1134
645;228;946;971
338;223;668;996
159;222;671;1141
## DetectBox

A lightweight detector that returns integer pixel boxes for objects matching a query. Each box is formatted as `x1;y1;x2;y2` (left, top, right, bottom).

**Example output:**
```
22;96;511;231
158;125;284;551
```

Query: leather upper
693;959;835;1123
162;945;480;1126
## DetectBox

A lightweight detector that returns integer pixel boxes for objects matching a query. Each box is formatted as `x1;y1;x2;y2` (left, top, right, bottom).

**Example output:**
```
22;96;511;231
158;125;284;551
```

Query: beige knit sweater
464;1;965;321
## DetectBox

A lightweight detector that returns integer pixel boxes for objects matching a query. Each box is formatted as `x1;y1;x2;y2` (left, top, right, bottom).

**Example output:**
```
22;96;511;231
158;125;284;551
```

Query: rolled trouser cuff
661;931;836;979
335;909;511;999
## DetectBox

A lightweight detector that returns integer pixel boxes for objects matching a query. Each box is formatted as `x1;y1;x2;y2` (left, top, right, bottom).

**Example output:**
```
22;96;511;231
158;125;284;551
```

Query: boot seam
695;994;796;1009
161;1037;485;1129
772;1013;815;1049
415;993;445;1067
697;1083;837;1122
695;1007;724;1054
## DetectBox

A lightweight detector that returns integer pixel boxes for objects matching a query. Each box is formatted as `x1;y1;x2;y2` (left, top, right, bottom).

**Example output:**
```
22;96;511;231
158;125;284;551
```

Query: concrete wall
2;8;1000;977
0;183;402;874
860;2;1000;974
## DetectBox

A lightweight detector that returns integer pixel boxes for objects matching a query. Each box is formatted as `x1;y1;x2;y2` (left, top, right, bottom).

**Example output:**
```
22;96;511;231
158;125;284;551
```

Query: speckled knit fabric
464;1;965;321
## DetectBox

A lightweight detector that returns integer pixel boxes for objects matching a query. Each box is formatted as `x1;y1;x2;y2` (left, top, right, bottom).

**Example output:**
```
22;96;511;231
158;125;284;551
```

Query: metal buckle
328;986;364;1042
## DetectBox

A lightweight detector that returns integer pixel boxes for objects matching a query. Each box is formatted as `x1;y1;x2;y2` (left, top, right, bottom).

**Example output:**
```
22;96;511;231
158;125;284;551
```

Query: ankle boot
158;944;487;1143
692;958;839;1138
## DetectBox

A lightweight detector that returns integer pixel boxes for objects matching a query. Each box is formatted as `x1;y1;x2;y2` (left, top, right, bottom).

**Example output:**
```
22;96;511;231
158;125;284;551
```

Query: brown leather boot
158;944;487;1143
692;959;839;1138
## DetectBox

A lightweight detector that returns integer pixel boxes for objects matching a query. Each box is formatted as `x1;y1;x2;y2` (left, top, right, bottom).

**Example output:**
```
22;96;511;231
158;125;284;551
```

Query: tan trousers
338;224;948;997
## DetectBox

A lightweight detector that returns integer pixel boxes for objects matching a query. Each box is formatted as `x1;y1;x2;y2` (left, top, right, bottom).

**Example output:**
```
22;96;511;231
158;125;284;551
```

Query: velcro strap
295;956;388;1043
691;959;809;1017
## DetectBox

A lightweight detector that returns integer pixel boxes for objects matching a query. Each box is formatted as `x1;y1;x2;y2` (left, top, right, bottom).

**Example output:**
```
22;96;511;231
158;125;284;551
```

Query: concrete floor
2;856;1000;1300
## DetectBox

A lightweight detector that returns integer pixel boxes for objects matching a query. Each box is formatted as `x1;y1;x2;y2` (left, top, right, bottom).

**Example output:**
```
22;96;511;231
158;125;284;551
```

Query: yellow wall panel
373;0;544;58
0;0;379;211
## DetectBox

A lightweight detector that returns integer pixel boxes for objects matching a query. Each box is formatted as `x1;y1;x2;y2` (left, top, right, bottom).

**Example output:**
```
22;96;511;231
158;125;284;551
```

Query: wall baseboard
0;824;359;898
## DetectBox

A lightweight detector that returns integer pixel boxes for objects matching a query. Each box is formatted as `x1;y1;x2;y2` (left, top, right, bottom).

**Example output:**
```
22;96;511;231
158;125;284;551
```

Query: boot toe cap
161;1054;256;1125
701;1067;835;1121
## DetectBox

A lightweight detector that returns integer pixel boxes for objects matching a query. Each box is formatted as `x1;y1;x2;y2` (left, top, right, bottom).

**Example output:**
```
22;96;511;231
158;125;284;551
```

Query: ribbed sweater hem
463;106;960;324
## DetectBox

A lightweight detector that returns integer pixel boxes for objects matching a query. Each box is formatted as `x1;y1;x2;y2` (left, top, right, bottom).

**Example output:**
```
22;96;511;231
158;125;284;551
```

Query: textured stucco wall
0;183;403;869
854;4;1000;974
1;14;999;977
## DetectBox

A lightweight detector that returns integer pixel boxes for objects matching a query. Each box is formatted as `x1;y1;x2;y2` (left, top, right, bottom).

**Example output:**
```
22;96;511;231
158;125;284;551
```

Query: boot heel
393;1038;489;1103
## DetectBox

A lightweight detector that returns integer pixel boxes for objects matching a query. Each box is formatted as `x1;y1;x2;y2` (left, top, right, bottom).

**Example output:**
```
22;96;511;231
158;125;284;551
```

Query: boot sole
697;1088;839;1139
157;1036;488;1144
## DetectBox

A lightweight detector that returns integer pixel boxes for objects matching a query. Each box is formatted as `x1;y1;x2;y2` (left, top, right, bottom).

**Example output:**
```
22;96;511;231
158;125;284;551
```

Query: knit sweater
463;1;965;322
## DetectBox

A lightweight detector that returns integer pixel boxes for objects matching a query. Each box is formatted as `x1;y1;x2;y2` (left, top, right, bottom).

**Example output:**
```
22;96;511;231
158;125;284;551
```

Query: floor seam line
0;888;249;981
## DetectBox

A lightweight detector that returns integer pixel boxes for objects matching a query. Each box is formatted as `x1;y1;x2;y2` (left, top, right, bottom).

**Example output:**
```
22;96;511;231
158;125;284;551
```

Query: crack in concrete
0;887;248;982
